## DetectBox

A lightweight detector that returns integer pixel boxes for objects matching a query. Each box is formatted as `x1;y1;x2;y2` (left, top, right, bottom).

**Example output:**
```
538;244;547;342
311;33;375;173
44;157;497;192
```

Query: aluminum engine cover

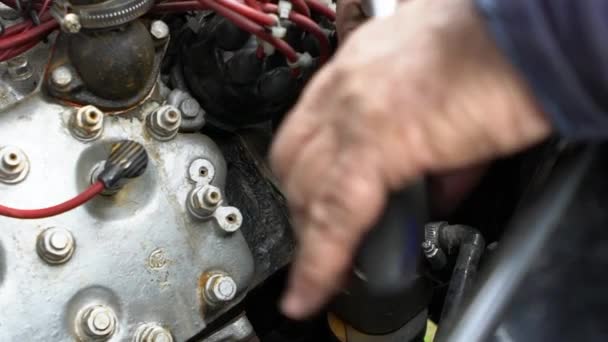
0;93;255;341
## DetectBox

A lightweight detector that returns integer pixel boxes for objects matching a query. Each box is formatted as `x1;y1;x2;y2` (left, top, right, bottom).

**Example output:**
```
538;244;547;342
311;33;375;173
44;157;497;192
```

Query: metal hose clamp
53;0;154;29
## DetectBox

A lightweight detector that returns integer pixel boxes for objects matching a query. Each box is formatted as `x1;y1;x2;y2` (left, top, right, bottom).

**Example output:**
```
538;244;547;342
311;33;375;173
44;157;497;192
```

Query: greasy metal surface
214;132;295;286
0;40;52;111
68;20;155;101
45;22;167;111
202;315;255;342
0;92;255;341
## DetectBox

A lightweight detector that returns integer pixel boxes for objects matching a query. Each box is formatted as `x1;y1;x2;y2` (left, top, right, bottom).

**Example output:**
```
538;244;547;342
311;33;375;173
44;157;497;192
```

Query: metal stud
36;227;75;265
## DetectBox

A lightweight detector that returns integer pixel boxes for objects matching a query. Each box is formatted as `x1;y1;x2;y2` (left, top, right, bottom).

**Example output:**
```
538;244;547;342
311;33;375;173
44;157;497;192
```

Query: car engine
0;0;334;341
3;1;608;342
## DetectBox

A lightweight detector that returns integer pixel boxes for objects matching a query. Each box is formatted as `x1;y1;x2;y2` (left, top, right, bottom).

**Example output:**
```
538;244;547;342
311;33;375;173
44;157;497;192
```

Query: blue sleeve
475;0;608;140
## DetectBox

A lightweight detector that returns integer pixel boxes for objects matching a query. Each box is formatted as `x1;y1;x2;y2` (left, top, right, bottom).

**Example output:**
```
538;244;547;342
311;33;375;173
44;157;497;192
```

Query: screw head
63;13;81;33
79;305;117;340
36;227;75;265
0;146;29;184
150;20;170;40
51;66;73;88
205;274;237;304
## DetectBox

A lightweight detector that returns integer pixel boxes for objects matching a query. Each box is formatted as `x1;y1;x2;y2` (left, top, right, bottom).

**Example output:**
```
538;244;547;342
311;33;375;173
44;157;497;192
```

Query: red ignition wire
198;0;299;63
215;0;277;26
244;0;262;11
38;0;53;16
0;181;105;219
291;0;311;17
0;39;38;61
263;2;330;64
151;1;204;13
304;0;335;21
0;18;58;50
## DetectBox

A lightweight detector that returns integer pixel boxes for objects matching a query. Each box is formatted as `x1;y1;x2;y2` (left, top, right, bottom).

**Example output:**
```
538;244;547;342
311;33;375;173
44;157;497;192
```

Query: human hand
336;0;367;40
271;0;551;319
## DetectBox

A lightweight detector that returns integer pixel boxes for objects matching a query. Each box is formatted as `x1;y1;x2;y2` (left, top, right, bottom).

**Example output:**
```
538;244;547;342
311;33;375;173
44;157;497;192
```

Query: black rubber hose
437;145;596;342
437;224;485;326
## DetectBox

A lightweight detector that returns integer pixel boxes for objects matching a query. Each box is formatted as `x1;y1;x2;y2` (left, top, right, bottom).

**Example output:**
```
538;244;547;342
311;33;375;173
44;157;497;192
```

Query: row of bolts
4;17;242;339
0;110;237;342
12;154;239;341
4;20;170;83
2;155;240;341
0;102;186;185
1;152;240;341
0;19;237;342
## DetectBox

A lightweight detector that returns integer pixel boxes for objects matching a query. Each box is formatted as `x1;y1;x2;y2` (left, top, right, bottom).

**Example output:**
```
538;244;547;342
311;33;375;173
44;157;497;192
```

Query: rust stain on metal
197;272;212;318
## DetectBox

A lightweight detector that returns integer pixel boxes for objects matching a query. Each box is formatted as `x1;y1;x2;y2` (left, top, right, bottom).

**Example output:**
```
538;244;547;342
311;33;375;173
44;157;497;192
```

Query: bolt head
134;323;174;342
147;105;181;141
7;56;32;80
1;147;23;168
179;99;200;119
203;187;222;206
150;20;170;40
72;106;104;141
0;146;29;184
51;66;73;88
189;185;222;218
36;227;75;265
205;274;237;304
80;305;117;339
63;13;81;33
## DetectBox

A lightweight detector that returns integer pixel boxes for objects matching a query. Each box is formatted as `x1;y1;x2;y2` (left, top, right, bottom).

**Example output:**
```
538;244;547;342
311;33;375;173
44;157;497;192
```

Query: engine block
0;47;255;341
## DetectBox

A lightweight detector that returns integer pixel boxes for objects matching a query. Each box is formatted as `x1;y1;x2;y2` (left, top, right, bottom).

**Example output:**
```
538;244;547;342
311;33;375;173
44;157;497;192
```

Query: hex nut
204;273;237;305
0;146;29;184
71;106;104;141
36;227;75;265
146;105;181;141
78;305;117;340
188;185;222;218
150;20;170;40
214;206;243;233
7;56;32;81
51;66;73;88
133;323;174;342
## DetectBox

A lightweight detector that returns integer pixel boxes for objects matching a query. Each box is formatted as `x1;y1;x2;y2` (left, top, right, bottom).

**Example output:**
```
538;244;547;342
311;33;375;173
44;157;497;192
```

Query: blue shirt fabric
476;0;608;140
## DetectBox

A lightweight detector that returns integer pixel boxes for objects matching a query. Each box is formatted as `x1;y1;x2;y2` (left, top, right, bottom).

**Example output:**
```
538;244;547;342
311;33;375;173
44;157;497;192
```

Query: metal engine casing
0;46;255;341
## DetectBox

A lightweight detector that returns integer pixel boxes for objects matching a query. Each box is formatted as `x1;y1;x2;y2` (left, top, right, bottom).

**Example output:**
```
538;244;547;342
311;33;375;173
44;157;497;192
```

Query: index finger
270;63;342;182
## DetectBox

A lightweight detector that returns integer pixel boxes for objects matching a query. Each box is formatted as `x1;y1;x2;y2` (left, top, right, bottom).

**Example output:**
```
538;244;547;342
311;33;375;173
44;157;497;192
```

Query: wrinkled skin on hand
271;0;551;319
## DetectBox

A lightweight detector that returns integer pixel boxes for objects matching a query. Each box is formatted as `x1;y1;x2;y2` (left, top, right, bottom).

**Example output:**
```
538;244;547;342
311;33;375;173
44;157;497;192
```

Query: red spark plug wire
291;0;311;17
215;0;277;26
263;2;331;64
198;0;299;64
305;0;336;21
0;181;105;219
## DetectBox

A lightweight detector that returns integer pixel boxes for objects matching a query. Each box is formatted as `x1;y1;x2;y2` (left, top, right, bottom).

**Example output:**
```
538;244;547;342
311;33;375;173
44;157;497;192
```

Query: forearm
476;0;608;140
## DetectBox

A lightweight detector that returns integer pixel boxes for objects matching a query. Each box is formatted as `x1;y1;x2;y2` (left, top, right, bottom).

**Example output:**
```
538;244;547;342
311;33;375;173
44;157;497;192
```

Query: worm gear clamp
52;0;154;29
